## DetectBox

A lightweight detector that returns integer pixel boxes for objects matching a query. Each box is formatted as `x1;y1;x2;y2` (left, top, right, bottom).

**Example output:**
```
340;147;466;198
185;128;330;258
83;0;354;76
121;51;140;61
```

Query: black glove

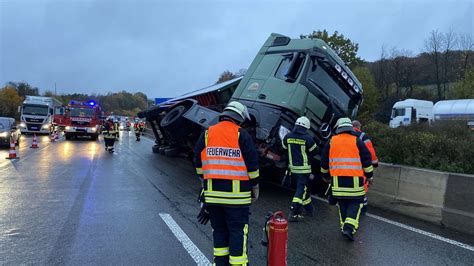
197;204;210;225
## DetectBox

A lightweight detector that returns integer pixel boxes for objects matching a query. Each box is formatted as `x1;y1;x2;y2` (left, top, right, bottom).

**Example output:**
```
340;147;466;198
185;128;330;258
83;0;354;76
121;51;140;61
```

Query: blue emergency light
88;100;96;106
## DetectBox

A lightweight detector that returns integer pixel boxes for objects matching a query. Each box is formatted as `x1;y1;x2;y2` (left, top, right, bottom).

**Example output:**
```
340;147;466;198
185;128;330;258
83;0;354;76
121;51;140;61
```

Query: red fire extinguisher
262;211;288;266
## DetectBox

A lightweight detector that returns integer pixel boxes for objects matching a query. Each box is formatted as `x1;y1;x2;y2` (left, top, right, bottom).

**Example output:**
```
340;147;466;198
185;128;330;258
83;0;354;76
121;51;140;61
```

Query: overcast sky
0;0;472;98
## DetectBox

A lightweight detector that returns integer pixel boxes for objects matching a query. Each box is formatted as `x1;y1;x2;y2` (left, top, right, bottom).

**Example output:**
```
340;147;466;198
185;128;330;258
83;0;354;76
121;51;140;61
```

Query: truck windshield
391;108;406;118
22;105;49;116
307;58;358;114
70;108;95;117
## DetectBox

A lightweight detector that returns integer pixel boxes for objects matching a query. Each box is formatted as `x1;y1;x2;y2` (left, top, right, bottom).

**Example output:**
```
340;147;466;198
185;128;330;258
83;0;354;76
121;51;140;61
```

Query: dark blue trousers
208;205;249;266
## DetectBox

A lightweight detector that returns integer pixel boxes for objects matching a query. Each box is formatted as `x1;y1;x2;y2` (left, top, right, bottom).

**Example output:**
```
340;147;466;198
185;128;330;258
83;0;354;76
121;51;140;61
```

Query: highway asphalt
0;133;473;265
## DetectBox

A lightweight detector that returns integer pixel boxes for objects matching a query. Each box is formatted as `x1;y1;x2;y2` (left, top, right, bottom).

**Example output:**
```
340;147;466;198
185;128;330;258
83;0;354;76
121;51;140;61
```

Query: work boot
303;204;314;217
342;229;354;241
289;205;304;222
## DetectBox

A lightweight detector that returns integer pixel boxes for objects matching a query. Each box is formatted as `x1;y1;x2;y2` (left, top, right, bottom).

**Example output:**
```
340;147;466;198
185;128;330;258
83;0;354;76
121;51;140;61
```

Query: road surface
0;133;473;265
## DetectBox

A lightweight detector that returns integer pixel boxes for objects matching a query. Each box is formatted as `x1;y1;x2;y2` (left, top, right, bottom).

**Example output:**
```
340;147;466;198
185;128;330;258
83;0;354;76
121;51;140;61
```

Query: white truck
18;96;62;134
389;98;474;128
389;99;434;128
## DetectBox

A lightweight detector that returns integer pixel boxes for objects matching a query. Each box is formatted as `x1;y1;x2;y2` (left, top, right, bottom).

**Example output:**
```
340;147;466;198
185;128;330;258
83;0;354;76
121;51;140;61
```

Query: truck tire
160;105;189;140
164;146;181;157
152;145;160;153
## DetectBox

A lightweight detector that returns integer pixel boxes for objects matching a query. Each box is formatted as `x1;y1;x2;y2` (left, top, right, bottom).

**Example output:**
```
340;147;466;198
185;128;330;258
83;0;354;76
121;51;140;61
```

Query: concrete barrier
369;163;474;235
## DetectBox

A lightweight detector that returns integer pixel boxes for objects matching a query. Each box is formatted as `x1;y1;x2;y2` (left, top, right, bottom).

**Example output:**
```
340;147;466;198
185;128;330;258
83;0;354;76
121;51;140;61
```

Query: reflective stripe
333;176;339;188
359;132;365;140
281;139;287;149
204;191;251;198
205;197;251;205
372;159;379;164
337;204;343;230
302;197;312;205
232;180;240;193
243;224;248;263
230;255;248;265
309;143;317;152
320;167;329;174
291;169;312;174
287;138;305;145
301;145;308;167
353;176;359;188
196;168;203;174
208;179;213;191
204;130;208;146
345;217;359;228
332;186;365;192
354;203;363;230
330;165;362;170
332;190;366;197
364;139;371;144
203;169;249;177
364;165;374;172
292;197;303;203
214;247;229;256
248;170;259;179
330;158;361;162
202;159;247;167
290;165;311;170
288;144;293;168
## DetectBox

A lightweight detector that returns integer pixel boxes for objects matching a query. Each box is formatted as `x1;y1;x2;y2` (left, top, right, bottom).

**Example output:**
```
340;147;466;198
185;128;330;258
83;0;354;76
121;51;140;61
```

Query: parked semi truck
18;96;62;134
63;100;103;140
139;33;364;171
389;98;474;128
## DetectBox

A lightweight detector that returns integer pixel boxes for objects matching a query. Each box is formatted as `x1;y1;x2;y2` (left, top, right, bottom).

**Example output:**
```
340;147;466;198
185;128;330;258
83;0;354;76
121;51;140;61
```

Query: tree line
0;82;152;120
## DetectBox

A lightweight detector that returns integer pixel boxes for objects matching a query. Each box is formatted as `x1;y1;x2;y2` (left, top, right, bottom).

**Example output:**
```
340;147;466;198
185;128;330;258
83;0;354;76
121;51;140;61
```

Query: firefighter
194;101;259;266
102;118;116;153
134;120;145;141
320;117;373;241
114;120;120;139
282;116;318;222
352;120;379;214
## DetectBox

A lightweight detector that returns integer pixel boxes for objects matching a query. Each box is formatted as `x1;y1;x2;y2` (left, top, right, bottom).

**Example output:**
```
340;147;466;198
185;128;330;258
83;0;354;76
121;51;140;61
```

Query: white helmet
334;117;354;134
295;116;310;129
222;101;250;123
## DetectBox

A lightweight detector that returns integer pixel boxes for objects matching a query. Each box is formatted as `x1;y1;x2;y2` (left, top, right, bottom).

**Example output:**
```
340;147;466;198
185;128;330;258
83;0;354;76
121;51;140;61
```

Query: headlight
0;132;8;137
278;125;291;140
65;126;72;131
20;123;26;128
90;127;97;132
42;124;50;129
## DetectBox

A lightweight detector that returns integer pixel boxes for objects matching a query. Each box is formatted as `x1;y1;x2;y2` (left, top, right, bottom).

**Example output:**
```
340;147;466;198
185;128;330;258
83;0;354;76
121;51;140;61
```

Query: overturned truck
139;33;363;177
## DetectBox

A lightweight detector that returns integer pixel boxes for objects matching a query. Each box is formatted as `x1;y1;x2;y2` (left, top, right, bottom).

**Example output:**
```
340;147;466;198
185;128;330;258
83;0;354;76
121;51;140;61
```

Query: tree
7;82;39;97
0;86;23;120
424;29;444;100
352;67;380;122
306;30;363;67
458;33;474;78
442;29;457;96
216;70;237;84
452;67;474;98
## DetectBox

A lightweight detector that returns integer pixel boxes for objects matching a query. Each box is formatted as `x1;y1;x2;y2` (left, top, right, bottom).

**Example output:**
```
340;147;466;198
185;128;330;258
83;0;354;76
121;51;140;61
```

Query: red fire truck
63;100;103;140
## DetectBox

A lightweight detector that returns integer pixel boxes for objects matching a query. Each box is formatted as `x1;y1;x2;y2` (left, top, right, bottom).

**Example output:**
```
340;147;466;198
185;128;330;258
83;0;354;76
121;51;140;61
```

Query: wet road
0;133;473;265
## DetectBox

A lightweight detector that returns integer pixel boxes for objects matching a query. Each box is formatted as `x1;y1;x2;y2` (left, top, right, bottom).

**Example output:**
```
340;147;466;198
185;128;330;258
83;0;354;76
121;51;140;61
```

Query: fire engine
63;100;103;140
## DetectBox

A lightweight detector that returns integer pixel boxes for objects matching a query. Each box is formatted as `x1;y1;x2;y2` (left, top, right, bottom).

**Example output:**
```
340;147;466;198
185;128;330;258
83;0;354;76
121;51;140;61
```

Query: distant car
0;117;21;147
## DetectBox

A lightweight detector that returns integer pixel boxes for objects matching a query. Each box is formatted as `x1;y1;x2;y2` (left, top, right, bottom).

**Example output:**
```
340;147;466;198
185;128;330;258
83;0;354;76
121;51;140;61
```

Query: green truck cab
139;33;363;171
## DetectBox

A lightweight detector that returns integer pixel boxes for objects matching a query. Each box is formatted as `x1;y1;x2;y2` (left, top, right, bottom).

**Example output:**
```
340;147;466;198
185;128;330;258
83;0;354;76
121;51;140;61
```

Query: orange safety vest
201;121;249;181
329;134;364;177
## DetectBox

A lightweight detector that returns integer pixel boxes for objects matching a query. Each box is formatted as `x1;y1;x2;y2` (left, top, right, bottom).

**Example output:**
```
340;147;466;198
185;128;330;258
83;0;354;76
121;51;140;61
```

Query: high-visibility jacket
194;120;259;206
282;126;318;174
353;127;378;166
320;132;373;199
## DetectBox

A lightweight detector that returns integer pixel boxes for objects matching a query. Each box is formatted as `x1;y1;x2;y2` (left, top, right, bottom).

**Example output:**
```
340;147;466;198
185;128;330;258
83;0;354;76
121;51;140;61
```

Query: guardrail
370;163;474;235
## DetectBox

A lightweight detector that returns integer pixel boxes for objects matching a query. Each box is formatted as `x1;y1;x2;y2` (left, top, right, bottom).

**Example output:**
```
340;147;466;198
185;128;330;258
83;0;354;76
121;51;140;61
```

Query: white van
389;99;434;128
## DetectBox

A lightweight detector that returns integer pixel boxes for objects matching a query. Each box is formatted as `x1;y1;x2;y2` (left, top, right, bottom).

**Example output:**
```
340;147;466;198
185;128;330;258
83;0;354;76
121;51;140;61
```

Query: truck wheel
160;105;189;140
164;146;181;157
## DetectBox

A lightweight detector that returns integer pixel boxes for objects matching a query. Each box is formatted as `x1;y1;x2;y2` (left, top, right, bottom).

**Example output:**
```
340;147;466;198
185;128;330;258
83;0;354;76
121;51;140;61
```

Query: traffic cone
6;136;19;159
31;134;39;148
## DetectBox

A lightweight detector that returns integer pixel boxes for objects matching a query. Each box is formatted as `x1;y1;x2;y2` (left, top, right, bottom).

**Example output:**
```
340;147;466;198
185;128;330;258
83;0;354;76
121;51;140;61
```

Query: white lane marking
159;213;212;265
311;195;474;252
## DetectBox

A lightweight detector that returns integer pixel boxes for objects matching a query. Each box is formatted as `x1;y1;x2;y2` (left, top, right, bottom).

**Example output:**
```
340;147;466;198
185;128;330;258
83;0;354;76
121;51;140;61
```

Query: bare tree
459;33;474;77
424;29;444;100
442;29;457;96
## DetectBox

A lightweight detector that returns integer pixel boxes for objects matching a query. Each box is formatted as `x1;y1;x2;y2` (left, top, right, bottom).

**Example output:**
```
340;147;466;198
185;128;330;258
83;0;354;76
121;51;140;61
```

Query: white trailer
389;99;434;128
18;96;62;134
433;99;474;122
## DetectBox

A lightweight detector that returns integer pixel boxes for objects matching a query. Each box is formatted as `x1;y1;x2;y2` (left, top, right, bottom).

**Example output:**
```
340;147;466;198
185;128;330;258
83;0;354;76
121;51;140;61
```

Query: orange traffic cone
6;136;19;159
31;134;39;148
